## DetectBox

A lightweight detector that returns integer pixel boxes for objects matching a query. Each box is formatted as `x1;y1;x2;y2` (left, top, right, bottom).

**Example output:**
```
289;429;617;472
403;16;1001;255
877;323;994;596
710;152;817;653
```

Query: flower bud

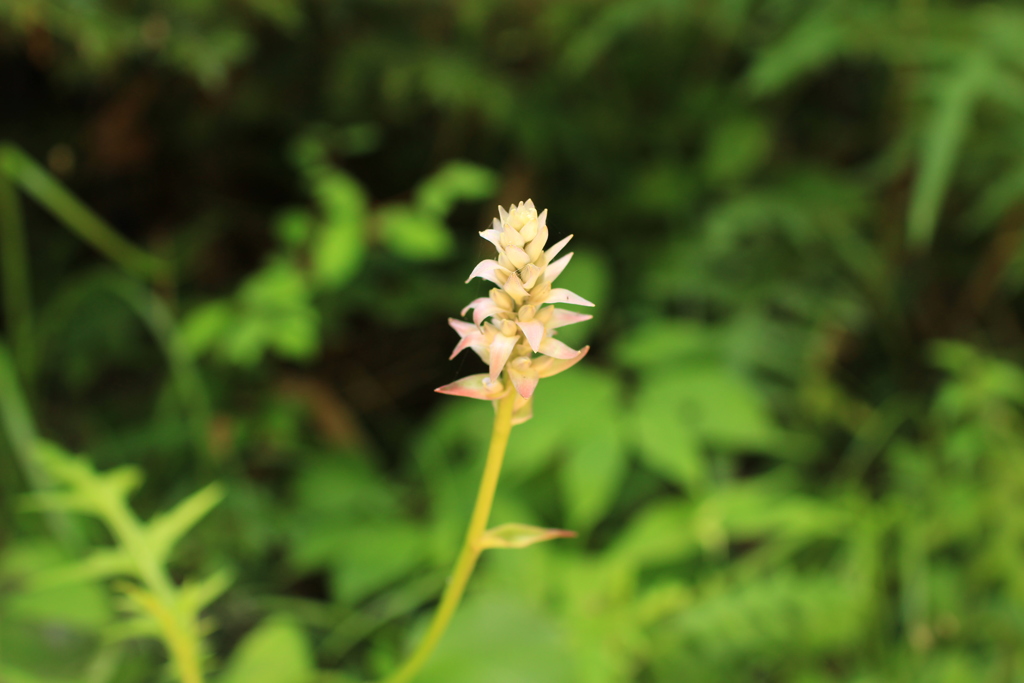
490;288;515;310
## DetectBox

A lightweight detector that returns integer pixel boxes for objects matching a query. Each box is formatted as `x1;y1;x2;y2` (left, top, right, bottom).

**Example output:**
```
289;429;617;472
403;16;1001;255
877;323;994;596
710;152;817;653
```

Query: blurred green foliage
5;1;1024;682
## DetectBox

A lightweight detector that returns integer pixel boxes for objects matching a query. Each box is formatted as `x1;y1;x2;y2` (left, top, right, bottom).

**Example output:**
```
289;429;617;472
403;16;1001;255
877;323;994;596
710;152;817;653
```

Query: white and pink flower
436;200;593;423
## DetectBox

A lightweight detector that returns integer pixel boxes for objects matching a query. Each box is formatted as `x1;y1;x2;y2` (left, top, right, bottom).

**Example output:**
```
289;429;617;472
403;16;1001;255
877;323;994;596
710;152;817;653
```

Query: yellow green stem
381;388;517;683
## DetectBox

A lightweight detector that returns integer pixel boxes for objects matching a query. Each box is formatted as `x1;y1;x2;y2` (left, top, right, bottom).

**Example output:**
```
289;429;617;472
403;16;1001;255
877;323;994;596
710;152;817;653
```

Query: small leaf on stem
478;523;577;550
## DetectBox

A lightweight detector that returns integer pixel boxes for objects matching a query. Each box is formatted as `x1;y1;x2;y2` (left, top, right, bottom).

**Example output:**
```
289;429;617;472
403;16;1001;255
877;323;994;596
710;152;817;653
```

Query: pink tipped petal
544;288;595;307
473;306;499;326
509;370;539;399
516;320;546;352
479;229;501;247
467;260;509;285
488;333;518;380
461;298;486;317
449;318;479;338
545;235;573;262
539;336;580;359
549;308;593;328
462;298;502;326
436;374;506;400
449;331;485;359
545;252;573;283
502;272;530;305
534;345;590;378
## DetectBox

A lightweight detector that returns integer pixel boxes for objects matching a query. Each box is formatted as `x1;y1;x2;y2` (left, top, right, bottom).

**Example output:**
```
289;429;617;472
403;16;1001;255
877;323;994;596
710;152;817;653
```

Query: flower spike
437;201;594;420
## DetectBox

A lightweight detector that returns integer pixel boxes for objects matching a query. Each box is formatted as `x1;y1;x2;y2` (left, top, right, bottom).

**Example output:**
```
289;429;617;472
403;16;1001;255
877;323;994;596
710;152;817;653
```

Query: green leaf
312;218;366;289
637;365;778;452
179;567;235;615
377;205;454;261
1;542;112;630
266;309;320;361
310;172;367;288
178;301;232;359
745;12;846;96
413;160;498;216
702;116;772;184
147;482;225;563
273;207;314;248
613;321;716;369
630;387;706;493
29;547;134;588
560;403;627;531
508;367;627;529
610;501;697;570
907;55;988;250
219;615;316;683
415;594;573;683
328;522;429;604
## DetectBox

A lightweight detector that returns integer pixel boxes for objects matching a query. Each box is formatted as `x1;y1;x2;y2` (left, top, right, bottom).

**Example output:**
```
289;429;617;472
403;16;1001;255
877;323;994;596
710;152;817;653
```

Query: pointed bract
478;522;577;550
545;235;573;262
533;346;590;378
539;337;580;359
436;374;508;400
488;332;519;381
549;309;593;328
542;288;595;307
467;259;509;285
516;320;545;352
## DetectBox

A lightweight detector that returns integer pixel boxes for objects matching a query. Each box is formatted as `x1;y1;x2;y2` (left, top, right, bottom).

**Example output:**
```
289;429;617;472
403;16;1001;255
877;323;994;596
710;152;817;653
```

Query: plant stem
382;389;517;683
0;144;169;280
0;171;34;385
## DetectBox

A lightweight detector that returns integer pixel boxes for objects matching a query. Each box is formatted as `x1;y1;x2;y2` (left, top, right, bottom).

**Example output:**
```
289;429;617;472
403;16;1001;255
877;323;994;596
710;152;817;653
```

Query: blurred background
4;1;1024;681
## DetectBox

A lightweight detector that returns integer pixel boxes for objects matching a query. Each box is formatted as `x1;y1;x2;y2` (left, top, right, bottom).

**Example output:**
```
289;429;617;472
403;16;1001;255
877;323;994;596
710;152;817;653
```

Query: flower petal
508;356;539;398
479;228;502;248
516;320;546;353
436;374;507;400
449;317;478;338
525;225;548;261
449;332;486;360
533;345;590;378
502;272;530;306
544;252;573;283
488;333;518;380
519;263;542;289
505;245;531;269
539;336;580;359
542;287;595;307
545;235;573;262
519;217;539;242
549;308;593;328
461;298;503;326
467;259;509;285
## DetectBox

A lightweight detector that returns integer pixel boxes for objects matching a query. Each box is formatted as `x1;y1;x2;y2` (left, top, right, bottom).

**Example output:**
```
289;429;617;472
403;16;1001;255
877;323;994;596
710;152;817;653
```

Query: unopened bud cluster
436;200;593;424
